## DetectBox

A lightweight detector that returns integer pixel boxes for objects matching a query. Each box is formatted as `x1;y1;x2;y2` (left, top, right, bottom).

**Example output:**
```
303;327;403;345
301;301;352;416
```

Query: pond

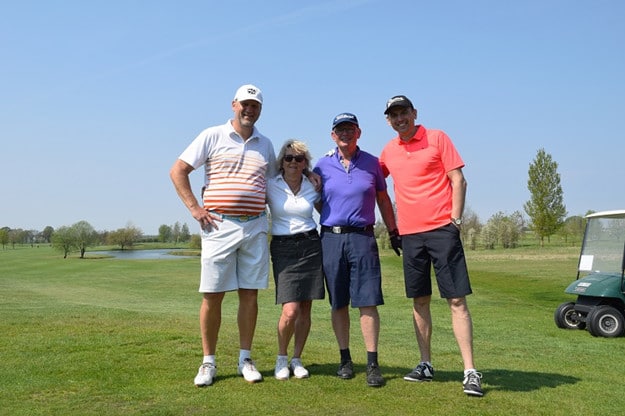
87;249;197;260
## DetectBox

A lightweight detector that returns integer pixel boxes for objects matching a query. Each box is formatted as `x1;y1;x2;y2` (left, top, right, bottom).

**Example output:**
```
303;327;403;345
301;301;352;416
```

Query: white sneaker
274;356;290;380
194;362;216;387
290;358;309;379
238;358;262;383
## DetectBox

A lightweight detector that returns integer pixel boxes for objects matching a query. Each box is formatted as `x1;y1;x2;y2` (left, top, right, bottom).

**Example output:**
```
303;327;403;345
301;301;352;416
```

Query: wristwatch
451;217;463;226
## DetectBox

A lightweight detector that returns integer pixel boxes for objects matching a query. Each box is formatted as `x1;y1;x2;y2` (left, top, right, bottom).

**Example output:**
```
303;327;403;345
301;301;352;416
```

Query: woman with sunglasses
266;139;325;380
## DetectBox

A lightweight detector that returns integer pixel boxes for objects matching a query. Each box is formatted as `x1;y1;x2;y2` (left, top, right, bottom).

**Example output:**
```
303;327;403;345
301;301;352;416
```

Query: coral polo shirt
379;125;464;234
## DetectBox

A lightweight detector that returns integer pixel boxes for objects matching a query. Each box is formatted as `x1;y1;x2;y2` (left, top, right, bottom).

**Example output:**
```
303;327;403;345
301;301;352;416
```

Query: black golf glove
389;229;402;256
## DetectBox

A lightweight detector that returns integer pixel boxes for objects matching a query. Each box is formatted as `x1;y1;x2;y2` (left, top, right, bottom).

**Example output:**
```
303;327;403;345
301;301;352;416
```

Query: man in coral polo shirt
379;95;483;397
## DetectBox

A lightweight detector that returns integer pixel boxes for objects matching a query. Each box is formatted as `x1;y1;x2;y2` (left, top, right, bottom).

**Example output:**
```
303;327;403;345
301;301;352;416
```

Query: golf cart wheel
553;302;586;329
554;302;586;330
587;305;625;338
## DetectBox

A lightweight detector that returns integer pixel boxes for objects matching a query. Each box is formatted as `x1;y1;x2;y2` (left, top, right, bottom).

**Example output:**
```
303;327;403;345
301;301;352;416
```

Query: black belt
321;225;374;234
272;229;319;241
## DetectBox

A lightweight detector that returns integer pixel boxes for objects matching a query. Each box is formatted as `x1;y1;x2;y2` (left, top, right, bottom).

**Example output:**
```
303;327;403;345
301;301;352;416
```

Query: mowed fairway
1;244;624;415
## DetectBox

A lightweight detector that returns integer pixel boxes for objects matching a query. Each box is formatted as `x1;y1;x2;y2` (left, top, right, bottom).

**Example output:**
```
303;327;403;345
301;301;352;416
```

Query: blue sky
2;0;624;235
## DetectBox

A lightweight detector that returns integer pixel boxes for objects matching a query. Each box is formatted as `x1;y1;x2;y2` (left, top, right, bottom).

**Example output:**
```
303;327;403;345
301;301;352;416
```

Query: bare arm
376;190;398;233
170;159;221;230
306;170;322;192
447;167;467;220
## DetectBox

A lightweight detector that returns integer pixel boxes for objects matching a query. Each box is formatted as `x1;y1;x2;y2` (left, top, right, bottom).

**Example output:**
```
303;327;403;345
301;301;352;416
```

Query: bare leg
200;292;225;355
412;295;432;363
293;300;312;358
447;297;475;370
277;301;299;356
331;306;350;350
359;306;380;352
237;289;258;351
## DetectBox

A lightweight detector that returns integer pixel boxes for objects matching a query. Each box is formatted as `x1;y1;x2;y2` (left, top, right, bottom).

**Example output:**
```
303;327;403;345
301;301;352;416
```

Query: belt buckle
238;215;250;222
332;226;342;234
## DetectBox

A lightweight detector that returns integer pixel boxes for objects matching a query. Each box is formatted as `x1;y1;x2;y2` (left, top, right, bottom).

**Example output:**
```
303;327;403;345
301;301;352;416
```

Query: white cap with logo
233;84;263;104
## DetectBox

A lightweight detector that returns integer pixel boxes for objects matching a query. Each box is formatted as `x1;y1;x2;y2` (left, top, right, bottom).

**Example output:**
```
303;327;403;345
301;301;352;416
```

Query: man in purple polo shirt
314;112;399;387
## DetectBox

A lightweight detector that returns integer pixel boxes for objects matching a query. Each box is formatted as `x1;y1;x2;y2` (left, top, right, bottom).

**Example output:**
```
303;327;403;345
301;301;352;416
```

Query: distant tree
189;234;201;249
51;226;77;258
99;230;109;245
8;229;22;248
172;222;182;244
480;221;497;250
180;223;191;242
0;228;8;249
41;226;54;243
558;215;585;245
500;213;522;249
18;229;35;245
524;148;567;246
107;224;143;250
72;221;98;258
158;224;172;243
480;211;523;249
461;207;482;250
374;220;389;250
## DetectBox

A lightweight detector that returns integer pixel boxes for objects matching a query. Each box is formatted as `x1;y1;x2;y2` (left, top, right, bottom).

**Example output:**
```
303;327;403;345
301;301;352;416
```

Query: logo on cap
234;84;263;104
332;112;359;128
384;95;413;114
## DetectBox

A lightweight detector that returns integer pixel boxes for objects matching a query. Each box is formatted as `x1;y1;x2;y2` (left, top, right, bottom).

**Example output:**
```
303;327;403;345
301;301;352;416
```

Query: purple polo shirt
313;147;387;227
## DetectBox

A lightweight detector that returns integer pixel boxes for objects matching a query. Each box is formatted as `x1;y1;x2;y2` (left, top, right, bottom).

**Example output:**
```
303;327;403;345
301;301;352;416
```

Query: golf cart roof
585;210;625;219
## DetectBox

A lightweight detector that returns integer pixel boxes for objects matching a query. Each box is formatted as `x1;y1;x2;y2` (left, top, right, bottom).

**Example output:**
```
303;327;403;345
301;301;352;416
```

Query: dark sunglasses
284;154;305;162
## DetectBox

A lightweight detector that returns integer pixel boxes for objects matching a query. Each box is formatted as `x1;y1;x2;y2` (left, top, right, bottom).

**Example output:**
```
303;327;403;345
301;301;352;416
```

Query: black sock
340;348;351;363
367;351;378;367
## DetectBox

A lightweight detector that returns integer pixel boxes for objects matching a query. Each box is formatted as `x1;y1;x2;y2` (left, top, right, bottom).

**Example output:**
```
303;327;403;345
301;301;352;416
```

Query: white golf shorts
199;216;269;293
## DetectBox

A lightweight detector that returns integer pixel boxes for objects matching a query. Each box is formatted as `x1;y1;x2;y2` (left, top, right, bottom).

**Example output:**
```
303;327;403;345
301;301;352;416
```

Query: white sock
203;355;215;365
239;349;251;364
464;368;476;376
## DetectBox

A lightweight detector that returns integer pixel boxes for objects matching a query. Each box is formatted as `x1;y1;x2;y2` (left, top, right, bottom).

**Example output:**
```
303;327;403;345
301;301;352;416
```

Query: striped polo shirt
179;120;276;216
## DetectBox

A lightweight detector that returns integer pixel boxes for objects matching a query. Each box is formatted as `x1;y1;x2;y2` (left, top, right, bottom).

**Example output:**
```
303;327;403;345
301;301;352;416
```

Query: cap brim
332;120;359;128
235;97;262;104
384;104;410;115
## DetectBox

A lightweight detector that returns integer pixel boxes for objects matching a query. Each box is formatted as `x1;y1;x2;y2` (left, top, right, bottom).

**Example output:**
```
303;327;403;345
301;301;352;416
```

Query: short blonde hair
276;139;313;172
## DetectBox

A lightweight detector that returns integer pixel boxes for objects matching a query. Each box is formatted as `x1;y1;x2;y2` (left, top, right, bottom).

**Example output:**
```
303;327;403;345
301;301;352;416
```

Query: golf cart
554;210;625;337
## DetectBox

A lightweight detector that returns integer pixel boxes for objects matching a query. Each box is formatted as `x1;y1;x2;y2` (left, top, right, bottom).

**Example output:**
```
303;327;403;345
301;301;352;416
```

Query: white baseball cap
233;84;263;104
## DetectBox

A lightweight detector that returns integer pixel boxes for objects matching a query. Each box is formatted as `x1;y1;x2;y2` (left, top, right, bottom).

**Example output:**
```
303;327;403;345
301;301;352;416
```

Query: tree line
0;220;193;257
2;148;593;254
50;221;145;258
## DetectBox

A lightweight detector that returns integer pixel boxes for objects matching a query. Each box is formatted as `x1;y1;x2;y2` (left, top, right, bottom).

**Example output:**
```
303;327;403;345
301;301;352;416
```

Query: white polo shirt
267;174;319;236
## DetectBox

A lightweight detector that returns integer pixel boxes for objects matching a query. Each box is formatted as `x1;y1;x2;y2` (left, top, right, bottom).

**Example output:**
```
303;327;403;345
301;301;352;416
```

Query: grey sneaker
194;362;216;387
336;360;354;379
463;371;484;396
238;358;262;383
404;362;434;382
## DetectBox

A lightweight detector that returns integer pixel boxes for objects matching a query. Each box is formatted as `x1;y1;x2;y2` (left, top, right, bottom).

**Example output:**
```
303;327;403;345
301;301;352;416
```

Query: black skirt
270;230;325;304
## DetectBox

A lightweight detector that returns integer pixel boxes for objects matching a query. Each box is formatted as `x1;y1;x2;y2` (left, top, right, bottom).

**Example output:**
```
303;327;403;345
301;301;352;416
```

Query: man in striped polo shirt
170;84;274;387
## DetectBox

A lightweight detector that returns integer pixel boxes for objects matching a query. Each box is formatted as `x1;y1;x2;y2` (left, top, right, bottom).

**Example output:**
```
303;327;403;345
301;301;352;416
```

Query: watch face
454;218;462;225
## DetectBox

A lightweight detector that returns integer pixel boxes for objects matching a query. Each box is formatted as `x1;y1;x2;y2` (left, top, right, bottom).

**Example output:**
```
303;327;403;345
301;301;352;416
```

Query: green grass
1;244;623;415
